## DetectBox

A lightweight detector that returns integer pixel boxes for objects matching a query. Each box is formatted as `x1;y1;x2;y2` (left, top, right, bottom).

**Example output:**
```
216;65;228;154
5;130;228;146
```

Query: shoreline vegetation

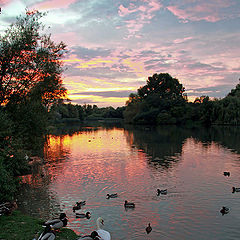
0;210;77;240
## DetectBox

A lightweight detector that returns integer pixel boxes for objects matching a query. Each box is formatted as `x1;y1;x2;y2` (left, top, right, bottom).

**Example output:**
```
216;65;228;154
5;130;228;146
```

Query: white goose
96;217;111;240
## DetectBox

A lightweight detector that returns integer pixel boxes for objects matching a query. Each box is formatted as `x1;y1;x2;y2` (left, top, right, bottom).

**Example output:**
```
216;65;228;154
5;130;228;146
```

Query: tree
0;10;68;201
124;73;186;124
137;73;185;101
126;93;141;106
0;10;67;107
227;81;240;98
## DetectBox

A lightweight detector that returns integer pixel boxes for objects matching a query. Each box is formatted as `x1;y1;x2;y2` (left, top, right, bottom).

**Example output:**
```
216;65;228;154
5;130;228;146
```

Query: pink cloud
1;0;12;5
118;4;136;17
166;0;238;22
118;0;162;37
31;0;77;10
125;19;144;34
148;0;162;13
173;36;194;44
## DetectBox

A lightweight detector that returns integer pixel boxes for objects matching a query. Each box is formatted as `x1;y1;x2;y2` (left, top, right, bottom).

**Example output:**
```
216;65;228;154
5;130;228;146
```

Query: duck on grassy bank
43;213;68;230
37;225;56;240
0;201;17;216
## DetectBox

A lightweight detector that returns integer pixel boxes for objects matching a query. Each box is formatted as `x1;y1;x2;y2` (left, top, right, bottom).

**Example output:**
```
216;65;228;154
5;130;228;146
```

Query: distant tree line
49;102;125;124
124;73;240;126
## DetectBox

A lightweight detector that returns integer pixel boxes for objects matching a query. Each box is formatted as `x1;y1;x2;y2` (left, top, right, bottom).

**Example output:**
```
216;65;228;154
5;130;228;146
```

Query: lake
17;124;240;240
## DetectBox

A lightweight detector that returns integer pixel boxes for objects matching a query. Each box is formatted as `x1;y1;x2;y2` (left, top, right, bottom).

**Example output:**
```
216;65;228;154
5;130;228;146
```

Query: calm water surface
18;125;240;240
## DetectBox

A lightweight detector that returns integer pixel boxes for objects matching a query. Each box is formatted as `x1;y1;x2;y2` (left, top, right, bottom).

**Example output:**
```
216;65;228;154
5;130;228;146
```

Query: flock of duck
35;212;110;240
35;191;160;240
220;171;240;216
35;171;238;239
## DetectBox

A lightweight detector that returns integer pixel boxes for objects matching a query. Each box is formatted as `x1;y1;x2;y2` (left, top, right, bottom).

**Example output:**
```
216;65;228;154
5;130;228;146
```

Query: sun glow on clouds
68;94;129;107
1;0;240;106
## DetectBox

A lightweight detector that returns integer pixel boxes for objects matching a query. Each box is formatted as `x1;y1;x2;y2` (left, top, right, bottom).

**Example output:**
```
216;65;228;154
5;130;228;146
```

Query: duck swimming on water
43;213;68;230
106;193;118;199
76;211;91;219
157;189;167;195
220;206;229;215
124;200;135;208
145;223;152;234
77;231;100;240
73;201;86;212
223;172;230;176
232;187;240;193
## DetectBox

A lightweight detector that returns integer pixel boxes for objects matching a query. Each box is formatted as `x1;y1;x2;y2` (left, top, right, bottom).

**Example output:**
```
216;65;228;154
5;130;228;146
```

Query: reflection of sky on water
18;126;240;239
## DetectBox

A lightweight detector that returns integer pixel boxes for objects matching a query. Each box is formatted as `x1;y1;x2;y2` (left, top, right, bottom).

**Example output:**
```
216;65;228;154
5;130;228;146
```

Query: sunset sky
0;0;240;107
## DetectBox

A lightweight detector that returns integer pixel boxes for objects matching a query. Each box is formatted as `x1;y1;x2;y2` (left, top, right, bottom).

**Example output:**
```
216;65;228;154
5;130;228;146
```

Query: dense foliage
0;10;67;107
0;10;67;201
124;73;186;124
124;73;240;126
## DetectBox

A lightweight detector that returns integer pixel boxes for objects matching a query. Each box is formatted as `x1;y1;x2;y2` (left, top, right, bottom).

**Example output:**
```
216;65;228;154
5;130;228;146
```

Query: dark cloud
65;66;138;79
186;84;235;98
70;98;98;105
187;62;225;71
71;46;111;60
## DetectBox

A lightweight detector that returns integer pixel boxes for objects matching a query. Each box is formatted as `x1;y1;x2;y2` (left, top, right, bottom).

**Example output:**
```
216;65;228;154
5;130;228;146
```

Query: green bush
0;156;17;202
157;112;176;125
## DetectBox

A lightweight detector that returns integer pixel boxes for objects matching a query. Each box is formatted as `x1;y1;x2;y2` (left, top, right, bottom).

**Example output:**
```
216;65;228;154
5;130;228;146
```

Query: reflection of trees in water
190;126;240;154
44;135;71;163
124;125;190;169
124;125;240;169
18;163;61;220
50;121;124;136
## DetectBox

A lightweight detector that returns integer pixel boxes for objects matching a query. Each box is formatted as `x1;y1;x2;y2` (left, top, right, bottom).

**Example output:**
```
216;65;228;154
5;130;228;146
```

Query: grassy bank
0;210;78;240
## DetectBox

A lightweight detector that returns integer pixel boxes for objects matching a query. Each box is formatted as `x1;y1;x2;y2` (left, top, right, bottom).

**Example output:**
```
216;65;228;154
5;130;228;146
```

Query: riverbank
0;210;77;240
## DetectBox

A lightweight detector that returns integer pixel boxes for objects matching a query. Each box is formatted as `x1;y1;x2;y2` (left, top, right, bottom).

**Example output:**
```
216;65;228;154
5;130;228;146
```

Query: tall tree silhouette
0;10;67;107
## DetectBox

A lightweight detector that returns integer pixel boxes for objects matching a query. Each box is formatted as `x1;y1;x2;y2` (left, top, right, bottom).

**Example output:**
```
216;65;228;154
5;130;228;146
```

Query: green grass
0;210;78;240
